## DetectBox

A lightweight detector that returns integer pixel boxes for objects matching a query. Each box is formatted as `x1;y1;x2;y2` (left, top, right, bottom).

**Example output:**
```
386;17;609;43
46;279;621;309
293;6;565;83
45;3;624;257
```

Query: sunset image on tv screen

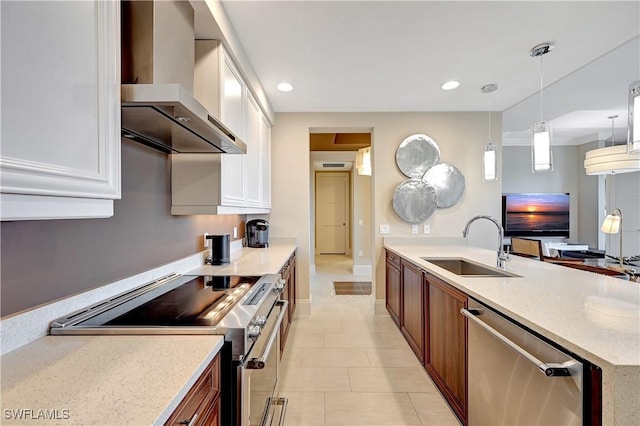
504;193;570;234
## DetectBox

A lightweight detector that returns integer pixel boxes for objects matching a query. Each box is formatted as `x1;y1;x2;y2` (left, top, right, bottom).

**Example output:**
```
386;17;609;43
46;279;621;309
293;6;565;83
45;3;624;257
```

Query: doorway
309;131;372;277
315;171;350;254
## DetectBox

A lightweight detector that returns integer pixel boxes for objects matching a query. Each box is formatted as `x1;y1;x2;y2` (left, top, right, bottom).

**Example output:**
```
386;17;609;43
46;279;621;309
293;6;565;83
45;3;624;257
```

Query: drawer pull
178;413;198;426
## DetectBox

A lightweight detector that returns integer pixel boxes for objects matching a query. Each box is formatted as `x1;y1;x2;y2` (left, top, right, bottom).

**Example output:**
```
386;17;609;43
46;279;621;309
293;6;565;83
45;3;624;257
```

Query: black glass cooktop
97;275;260;327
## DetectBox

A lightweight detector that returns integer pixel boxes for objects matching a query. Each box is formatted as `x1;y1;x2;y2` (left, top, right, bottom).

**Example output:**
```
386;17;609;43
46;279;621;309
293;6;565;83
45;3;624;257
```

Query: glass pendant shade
356;146;371;176
532;122;552;172
483;143;497;181
628;81;640;153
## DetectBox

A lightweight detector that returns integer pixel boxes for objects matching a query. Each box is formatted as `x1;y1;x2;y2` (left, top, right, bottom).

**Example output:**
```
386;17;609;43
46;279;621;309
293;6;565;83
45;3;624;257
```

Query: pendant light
530;43;554;173
481;83;498;181
628;80;640;153
584;115;640;175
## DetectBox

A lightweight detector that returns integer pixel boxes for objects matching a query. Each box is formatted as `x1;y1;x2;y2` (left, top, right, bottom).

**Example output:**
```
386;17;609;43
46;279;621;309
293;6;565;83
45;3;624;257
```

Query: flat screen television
502;193;570;237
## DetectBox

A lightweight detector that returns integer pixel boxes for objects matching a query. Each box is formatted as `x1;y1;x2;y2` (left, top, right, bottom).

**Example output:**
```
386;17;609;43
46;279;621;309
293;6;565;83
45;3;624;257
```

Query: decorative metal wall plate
395;134;440;179
423;163;466;208
392;180;437;223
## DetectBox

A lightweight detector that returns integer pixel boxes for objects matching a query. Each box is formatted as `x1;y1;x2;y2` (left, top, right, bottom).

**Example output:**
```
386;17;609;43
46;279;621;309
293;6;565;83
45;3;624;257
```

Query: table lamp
601;209;623;266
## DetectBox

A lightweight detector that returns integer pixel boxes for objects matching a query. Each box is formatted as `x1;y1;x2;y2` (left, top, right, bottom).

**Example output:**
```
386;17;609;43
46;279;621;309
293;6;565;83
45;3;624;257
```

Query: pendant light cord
539;55;544;123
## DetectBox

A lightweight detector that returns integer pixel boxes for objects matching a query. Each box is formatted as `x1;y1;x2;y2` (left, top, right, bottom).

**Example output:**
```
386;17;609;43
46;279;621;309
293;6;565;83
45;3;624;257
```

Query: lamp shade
483;143;497;181
584;145;640;175
356;146;371;176
628;81;640;154
532;122;552;172
600;214;621;234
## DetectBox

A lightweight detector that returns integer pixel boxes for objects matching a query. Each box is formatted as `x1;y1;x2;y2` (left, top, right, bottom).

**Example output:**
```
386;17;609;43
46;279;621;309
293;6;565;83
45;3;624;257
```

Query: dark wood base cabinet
165;352;221;426
385;251;401;326
280;251;297;355
425;274;467;425
400;260;425;363
385;253;468;425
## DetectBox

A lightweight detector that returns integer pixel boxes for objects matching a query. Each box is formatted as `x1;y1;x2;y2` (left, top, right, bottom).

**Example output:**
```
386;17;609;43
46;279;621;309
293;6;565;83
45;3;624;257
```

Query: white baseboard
374;300;389;316
295;299;312;316
352;264;372;276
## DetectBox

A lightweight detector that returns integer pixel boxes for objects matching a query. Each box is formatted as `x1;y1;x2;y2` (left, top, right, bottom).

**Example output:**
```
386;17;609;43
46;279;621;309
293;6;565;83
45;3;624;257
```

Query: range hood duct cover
120;0;246;154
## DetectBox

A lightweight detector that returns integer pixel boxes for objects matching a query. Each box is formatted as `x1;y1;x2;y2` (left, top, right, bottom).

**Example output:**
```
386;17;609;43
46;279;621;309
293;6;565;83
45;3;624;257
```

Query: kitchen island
384;237;639;426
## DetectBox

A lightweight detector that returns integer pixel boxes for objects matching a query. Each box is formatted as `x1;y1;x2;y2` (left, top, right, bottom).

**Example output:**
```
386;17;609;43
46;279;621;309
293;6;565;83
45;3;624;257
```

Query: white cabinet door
245;93;261;207
0;1;121;220
259;113;272;208
220;52;246;206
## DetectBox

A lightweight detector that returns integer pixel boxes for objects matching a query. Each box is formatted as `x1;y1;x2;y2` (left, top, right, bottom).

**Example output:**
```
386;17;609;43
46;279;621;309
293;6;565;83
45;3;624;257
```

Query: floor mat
333;281;372;295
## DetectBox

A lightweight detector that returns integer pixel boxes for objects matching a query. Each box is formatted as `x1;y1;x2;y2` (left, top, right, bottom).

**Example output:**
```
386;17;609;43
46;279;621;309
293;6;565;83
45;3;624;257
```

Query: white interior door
316;172;349;254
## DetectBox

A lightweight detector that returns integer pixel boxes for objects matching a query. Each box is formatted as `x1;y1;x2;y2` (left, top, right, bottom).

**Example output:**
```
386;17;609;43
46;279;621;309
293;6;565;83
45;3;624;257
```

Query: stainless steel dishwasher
461;298;601;426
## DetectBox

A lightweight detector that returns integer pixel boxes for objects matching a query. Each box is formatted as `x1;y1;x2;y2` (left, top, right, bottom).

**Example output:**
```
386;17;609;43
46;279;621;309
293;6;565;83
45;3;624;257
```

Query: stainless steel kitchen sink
420;257;521;278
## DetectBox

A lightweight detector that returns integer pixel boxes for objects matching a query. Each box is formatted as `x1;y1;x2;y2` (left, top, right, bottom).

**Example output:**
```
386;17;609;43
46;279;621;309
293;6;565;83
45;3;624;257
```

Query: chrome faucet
462;215;508;269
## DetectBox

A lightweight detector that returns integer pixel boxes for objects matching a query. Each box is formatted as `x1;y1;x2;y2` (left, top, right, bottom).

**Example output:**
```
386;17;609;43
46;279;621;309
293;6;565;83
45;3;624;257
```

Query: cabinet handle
178;413;198;426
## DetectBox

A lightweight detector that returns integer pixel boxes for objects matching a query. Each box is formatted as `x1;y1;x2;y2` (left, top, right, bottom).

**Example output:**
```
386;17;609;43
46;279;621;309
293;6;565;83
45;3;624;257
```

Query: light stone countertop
187;239;297;276
1;335;224;425
384;238;639;425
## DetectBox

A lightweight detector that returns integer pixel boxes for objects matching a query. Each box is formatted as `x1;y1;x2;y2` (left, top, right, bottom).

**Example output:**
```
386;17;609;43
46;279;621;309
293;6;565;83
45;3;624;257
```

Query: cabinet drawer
386;250;401;269
165;354;220;425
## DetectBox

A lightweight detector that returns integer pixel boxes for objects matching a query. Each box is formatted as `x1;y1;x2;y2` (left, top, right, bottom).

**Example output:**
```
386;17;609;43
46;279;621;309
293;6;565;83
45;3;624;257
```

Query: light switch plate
380;224;390;234
233;227;238;238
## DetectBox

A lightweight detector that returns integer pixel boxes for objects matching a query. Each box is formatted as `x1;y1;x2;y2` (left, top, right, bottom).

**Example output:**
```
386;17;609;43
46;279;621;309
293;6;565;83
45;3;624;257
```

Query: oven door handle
247;300;289;369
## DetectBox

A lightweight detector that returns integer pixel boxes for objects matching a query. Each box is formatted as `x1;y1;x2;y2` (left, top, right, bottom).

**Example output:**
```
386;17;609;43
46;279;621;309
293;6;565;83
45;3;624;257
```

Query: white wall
502;145;582;243
270;112;502;305
577;141;604;249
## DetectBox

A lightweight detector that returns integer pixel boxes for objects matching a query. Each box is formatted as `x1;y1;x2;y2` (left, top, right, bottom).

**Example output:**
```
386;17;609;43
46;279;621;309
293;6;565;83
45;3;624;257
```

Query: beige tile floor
277;255;460;426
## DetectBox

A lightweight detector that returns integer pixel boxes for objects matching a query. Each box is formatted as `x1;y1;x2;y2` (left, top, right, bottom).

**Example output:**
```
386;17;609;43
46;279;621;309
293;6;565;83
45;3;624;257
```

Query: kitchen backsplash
0;139;246;317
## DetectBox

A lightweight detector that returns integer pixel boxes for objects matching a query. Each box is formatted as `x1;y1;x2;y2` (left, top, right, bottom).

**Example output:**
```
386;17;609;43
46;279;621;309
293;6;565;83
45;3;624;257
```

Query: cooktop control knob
252;315;267;327
273;278;286;293
247;325;262;340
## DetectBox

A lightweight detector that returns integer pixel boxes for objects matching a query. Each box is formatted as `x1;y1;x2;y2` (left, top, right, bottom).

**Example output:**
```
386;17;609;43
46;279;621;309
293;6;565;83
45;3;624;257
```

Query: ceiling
220;1;640;145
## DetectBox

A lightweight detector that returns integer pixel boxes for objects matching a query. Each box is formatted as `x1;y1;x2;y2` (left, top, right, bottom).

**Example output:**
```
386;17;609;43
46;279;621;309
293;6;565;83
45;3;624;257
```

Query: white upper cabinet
259;113;272;208
172;40;270;215
0;1;121;221
245;92;261;207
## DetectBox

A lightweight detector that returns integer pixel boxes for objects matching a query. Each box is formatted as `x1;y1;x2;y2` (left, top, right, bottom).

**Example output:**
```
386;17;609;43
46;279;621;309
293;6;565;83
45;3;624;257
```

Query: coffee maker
246;219;269;248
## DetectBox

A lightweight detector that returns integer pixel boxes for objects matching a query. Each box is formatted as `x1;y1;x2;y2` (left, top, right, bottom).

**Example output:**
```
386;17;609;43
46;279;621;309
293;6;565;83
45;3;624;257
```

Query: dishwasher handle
461;308;573;377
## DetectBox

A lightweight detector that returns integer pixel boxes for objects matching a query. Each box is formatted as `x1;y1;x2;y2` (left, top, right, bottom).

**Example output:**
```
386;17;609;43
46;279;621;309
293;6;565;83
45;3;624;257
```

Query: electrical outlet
203;232;209;248
380;224;390;234
411;224;419;234
359;219;363;226
233;227;238;239
358;250;363;257
424;225;431;234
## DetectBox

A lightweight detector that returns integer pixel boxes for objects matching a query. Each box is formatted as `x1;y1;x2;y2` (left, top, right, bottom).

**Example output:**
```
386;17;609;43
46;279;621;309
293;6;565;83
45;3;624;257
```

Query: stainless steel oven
50;272;289;426
240;299;288;426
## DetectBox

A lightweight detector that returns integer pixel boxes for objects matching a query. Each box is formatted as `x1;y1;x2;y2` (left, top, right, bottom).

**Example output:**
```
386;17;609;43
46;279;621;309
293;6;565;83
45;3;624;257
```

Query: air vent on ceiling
324;163;345;168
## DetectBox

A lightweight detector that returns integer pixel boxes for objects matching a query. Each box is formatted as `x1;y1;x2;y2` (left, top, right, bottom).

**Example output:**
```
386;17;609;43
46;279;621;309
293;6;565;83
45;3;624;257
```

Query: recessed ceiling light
441;81;460;91
277;82;293;92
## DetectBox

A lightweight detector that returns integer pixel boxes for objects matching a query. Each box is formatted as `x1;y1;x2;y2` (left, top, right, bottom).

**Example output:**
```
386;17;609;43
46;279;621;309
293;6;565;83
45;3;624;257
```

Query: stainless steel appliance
120;0;246;154
461;298;601;425
50;273;288;426
206;234;231;265
246;220;269;248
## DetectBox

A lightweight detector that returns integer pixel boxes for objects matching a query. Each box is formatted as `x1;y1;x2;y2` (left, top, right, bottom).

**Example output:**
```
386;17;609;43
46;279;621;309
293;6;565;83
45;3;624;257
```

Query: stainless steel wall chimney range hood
120;0;246;154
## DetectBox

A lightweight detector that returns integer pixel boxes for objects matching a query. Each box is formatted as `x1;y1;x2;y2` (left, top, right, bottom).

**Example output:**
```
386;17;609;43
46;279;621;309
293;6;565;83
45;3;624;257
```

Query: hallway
277;255;460;425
